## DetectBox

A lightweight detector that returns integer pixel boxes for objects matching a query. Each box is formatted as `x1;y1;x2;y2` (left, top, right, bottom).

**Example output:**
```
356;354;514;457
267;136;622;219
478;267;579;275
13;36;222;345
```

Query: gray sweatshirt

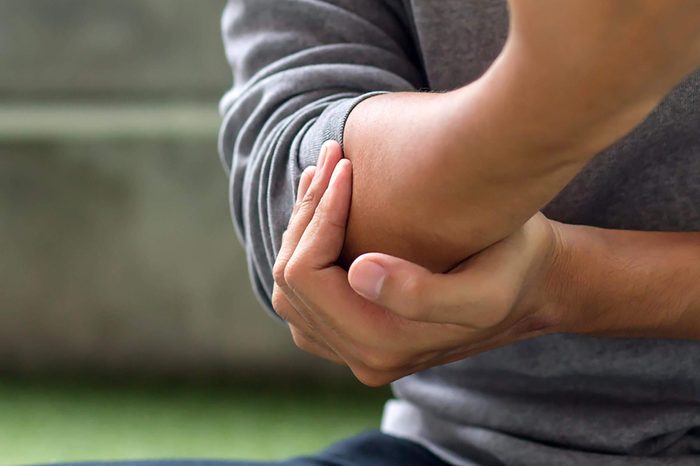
218;1;700;464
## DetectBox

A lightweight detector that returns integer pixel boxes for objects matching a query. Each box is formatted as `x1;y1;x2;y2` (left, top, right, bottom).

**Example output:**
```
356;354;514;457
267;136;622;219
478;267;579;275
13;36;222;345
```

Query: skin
341;0;700;271
274;143;563;384
274;146;700;386
550;225;700;339
270;0;700;384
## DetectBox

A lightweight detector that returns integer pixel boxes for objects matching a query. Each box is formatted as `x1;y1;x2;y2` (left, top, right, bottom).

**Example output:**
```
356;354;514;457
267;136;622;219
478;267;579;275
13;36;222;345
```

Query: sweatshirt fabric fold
219;1;700;464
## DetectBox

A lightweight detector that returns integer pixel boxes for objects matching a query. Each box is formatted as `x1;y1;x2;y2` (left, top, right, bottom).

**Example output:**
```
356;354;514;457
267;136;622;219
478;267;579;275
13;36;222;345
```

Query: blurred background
0;1;388;464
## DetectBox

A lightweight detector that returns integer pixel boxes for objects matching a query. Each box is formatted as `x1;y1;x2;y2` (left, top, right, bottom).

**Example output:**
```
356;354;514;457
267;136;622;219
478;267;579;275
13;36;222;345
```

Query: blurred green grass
0;377;390;465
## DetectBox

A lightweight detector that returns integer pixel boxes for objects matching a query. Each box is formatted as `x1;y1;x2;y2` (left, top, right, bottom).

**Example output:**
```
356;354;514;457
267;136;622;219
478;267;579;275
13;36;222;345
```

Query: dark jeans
50;431;450;466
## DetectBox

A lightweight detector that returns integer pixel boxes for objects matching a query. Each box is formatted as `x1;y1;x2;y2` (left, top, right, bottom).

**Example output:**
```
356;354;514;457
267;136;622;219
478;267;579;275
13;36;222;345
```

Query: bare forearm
341;74;670;273
341;86;592;272
341;1;700;272
551;224;700;340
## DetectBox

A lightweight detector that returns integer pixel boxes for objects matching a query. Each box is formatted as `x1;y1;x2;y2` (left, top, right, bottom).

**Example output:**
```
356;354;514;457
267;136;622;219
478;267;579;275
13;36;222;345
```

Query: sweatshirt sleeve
218;0;424;318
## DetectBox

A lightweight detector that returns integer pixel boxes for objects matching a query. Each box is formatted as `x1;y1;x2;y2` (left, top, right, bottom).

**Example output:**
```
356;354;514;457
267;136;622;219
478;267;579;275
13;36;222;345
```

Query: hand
272;141;565;386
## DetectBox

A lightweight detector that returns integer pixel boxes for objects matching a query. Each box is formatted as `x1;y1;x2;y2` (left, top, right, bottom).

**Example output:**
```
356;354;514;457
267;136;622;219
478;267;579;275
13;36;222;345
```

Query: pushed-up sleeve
218;0;424;316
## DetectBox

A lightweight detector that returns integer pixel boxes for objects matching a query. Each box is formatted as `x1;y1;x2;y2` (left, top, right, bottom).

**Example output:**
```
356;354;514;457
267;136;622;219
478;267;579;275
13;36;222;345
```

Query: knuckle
271;288;293;321
271;287;287;311
290;328;312;351
283;258;306;288
272;259;287;286
399;275;419;297
300;186;321;211
395;277;428;319
400;276;425;303
290;328;336;362
358;348;405;373
351;367;394;388
316;203;346;231
290;327;318;353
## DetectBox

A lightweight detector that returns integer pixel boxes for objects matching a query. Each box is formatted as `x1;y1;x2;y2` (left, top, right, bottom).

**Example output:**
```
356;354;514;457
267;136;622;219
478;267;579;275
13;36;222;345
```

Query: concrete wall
0;0;349;380
0;0;230;100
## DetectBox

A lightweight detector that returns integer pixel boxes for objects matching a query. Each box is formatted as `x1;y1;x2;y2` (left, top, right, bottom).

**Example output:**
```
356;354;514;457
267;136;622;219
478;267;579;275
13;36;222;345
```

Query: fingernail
303;165;316;177
317;143;329;173
328;160;345;187
297;166;316;201
351;261;385;301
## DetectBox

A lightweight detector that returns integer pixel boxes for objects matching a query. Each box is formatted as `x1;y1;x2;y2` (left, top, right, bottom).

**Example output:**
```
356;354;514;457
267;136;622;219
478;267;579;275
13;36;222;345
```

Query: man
219;1;700;465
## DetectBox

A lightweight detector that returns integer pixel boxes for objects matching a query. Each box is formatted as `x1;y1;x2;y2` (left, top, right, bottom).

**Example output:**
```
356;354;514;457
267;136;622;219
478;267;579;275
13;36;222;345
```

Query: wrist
542;224;700;339
522;219;577;335
539;221;590;335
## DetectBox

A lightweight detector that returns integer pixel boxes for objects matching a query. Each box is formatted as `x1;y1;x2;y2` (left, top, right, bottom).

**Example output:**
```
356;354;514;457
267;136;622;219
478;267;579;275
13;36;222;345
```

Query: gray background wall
0;0;348;380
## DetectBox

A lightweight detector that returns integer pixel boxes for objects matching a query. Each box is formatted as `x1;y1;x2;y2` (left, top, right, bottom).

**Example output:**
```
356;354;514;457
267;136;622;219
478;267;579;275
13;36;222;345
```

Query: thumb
348;253;502;327
347;253;455;323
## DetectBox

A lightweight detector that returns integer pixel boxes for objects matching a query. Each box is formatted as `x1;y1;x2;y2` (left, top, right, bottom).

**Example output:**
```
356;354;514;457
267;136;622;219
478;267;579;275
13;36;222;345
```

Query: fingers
348;253;507;328
291;158;352;270
273;141;342;290
281;159;416;356
294;166;316;213
272;141;350;365
286;156;468;355
292;140;343;237
278;166;315;268
269;139;526;383
272;284;344;364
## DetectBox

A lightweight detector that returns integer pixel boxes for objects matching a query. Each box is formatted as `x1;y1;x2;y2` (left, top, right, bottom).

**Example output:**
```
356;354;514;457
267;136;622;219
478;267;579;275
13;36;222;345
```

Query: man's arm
218;0;424;312
272;151;700;385
550;226;700;340
341;0;700;272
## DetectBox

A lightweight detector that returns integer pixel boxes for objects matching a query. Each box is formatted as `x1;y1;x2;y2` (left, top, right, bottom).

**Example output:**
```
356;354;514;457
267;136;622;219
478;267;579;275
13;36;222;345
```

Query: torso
385;2;700;464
